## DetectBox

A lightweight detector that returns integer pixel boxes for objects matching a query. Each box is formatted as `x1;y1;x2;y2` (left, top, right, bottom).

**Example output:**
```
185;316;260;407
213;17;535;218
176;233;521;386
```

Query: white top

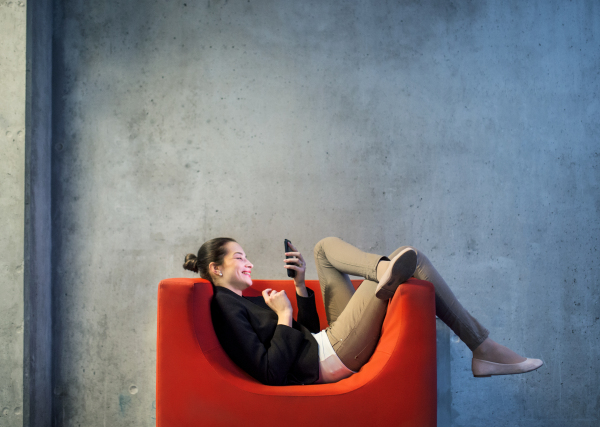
311;330;356;384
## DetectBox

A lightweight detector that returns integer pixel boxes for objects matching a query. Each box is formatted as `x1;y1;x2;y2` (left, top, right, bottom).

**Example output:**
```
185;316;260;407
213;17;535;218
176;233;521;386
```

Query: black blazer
211;285;321;386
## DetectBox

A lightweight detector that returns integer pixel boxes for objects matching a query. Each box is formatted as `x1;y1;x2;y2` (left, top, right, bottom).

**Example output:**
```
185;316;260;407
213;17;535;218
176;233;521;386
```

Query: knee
406;245;422;259
313;236;339;258
407;246;427;267
391;245;424;266
391;244;417;257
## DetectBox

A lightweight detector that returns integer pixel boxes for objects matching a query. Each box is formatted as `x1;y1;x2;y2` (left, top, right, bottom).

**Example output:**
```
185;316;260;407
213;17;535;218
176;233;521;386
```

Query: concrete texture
47;0;599;425
23;0;54;425
0;1;26;426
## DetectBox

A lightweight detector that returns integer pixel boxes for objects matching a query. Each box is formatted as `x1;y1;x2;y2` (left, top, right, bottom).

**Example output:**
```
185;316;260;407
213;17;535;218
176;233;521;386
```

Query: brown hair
183;237;237;282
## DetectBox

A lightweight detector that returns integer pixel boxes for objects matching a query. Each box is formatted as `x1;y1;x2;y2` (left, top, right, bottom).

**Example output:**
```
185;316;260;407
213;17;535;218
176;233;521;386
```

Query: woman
183;237;543;386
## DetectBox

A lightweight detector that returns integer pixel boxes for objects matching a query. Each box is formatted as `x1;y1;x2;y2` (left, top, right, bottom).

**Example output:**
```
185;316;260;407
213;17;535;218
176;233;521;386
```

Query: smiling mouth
242;271;251;276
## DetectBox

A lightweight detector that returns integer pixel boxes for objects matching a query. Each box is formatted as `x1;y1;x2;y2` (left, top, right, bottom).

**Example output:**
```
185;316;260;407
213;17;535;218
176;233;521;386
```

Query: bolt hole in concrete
129;385;138;395
14;407;21;415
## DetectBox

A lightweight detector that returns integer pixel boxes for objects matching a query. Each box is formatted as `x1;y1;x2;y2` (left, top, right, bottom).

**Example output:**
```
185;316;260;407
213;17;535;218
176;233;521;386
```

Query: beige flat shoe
375;248;417;300
472;357;544;377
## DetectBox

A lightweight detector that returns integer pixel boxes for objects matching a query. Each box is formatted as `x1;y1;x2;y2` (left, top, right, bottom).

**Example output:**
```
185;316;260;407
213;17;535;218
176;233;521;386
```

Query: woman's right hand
262;288;293;327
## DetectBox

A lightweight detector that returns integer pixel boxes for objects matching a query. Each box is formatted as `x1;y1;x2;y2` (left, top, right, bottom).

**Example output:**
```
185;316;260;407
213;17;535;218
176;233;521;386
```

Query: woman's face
217;242;253;291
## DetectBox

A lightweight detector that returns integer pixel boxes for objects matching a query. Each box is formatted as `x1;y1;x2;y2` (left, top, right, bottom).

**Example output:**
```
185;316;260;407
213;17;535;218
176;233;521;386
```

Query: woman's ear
209;262;223;277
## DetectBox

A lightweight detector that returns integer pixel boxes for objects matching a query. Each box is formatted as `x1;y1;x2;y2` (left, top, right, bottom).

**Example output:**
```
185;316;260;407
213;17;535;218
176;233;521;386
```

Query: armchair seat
156;278;436;426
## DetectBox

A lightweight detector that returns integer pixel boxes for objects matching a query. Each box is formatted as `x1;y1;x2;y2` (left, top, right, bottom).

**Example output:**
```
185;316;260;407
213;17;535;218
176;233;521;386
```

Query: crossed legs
314;237;543;376
314;237;488;372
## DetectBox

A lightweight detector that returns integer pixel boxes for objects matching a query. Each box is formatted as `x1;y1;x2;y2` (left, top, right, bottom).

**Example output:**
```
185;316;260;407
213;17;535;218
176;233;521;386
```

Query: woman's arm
296;288;321;333
284;242;320;333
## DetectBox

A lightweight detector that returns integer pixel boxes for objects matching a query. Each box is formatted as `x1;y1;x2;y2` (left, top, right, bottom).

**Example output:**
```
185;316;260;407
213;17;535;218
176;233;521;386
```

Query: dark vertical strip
24;0;53;425
436;319;451;427
50;0;66;425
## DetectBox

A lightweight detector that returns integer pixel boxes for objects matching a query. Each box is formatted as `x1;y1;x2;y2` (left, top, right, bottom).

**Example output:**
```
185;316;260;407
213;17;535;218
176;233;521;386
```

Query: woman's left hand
284;241;308;297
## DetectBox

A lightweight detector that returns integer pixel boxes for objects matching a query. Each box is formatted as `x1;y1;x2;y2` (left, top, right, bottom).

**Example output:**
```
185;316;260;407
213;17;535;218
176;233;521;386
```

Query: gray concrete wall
0;1;26;426
50;0;599;426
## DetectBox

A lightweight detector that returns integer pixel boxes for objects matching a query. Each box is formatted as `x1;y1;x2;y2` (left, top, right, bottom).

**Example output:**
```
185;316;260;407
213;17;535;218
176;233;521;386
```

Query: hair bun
183;253;199;273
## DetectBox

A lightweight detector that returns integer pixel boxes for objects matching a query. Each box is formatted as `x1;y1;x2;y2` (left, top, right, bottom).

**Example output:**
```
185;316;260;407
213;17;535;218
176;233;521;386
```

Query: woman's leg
314;238;538;376
388;246;490;351
402;246;539;369
313;236;384;325
313;237;391;372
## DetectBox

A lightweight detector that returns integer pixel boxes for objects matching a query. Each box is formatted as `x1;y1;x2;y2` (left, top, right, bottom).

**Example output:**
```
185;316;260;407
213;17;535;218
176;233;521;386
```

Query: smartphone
284;239;296;278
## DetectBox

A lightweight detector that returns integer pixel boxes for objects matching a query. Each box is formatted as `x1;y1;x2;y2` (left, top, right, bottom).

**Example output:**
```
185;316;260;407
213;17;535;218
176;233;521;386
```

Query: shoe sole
472;358;544;377
375;248;417;300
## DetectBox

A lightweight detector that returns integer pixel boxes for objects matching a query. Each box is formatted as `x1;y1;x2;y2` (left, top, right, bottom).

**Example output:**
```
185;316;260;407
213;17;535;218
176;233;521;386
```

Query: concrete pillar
0;1;27;426
1;0;53;426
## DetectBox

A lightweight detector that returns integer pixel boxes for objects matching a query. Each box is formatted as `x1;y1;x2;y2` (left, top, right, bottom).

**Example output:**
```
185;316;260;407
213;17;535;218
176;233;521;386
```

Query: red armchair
156;278;436;427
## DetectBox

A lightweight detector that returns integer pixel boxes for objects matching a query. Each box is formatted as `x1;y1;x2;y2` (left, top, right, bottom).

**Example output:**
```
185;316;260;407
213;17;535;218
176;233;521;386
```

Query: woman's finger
285;245;305;261
286;262;306;270
284;259;304;268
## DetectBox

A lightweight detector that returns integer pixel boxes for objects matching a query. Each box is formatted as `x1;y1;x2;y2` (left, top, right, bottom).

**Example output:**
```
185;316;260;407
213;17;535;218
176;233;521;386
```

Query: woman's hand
284;241;308;297
262;288;293;327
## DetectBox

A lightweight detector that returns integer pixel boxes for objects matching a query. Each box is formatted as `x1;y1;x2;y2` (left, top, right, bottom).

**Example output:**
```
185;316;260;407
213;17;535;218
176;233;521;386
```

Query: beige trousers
313;237;489;372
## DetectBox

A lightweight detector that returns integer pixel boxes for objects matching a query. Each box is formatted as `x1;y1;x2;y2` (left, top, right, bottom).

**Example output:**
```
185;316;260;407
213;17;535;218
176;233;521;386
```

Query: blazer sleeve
296;288;321;333
213;300;306;386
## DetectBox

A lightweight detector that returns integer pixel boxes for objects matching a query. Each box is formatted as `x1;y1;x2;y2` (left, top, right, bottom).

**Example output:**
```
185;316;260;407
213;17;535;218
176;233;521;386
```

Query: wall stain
118;394;131;416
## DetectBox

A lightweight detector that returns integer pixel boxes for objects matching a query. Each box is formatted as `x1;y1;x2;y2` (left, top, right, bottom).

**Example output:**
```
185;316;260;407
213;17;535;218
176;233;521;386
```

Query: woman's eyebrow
233;252;245;256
